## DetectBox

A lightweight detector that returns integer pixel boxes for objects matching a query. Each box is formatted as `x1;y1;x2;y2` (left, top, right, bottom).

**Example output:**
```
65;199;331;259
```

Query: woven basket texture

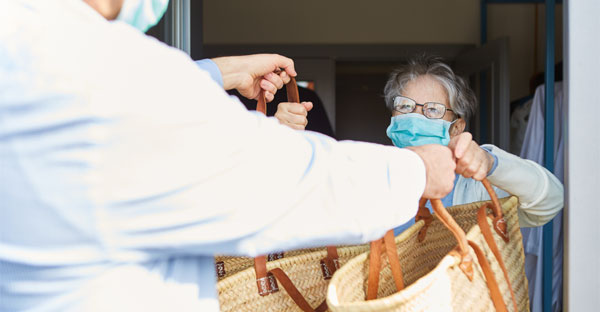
327;196;529;312
215;248;322;280
217;244;369;312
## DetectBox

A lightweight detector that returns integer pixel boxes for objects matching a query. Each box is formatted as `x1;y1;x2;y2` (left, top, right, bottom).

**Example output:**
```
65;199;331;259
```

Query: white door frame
564;0;600;310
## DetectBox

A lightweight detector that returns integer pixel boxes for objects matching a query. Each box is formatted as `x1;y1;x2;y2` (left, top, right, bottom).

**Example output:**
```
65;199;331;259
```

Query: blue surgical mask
386;113;455;148
117;0;170;33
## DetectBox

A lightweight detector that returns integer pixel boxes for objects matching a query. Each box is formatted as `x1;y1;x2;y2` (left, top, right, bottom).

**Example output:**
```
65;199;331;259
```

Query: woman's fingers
455;142;475;173
283;121;306;130
448;132;472;159
274;102;310;130
449;132;491;180
286;102;310;115
302;101;313;112
454;142;491;181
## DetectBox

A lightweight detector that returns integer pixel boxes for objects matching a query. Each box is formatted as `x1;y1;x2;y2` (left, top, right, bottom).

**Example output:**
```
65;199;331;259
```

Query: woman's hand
448;132;495;181
274;102;313;130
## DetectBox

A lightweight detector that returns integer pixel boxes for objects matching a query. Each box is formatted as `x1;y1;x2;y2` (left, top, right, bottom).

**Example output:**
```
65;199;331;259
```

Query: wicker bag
217;77;368;311
218;244;370;312
215;248;323;280
327;179;529;311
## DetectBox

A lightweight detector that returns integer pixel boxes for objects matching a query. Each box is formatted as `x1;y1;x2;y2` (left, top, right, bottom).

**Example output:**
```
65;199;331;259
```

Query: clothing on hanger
520;81;564;312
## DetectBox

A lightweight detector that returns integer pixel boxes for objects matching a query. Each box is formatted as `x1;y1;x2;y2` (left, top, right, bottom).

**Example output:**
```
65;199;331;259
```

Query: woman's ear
449;118;466;137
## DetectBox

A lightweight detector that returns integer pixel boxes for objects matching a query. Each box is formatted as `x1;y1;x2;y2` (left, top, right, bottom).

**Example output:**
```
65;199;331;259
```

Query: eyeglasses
392;95;455;120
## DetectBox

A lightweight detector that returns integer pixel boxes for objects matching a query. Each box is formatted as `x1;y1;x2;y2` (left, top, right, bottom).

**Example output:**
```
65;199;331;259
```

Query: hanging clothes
510;98;533;155
520;81;565;312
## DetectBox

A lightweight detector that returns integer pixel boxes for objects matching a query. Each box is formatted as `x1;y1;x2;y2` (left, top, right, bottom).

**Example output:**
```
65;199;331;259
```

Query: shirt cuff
481;146;499;176
194;59;223;87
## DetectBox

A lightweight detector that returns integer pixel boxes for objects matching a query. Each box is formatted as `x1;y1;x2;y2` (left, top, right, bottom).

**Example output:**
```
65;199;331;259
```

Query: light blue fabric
386;113;453;148
116;0;170;32
195;59;223;87
481;145;499;176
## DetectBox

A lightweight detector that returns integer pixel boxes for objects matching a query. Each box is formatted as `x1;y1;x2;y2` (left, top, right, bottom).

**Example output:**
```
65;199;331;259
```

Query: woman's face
391;75;456;122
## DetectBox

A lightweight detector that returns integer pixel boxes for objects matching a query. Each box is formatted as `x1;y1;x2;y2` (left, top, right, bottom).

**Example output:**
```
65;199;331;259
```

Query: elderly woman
384;55;563;234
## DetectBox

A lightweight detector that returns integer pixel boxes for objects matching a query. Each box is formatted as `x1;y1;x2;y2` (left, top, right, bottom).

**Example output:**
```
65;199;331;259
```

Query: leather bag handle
416;178;509;243
365;198;516;310
477;204;518;311
423;181;516;309
365;198;473;300
366;229;405;300
251;76;336;311
424;196;516;310
415;181;516;310
429;198;474;279
253;255;330;312
468;240;509;312
253;74;339;282
256;76;299;115
365;195;482;296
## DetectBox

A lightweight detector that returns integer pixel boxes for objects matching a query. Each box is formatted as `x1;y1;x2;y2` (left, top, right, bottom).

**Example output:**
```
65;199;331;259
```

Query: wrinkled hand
407;144;456;199
274;102;313;130
211;54;296;102
448;132;494;181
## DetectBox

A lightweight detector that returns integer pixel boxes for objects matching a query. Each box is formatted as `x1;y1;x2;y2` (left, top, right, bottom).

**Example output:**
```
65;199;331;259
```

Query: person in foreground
0;1;457;311
383;55;563;235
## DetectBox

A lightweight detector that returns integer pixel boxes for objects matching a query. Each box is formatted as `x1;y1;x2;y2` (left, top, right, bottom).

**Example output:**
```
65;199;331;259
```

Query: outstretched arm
448;132;562;227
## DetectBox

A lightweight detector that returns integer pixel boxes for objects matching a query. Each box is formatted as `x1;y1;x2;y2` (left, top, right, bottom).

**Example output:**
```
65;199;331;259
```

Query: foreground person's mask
386;113;455;148
117;0;170;32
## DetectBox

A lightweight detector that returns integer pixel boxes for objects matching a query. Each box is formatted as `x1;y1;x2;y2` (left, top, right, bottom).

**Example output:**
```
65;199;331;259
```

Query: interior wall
488;4;563;101
203;0;480;44
202;0;563;101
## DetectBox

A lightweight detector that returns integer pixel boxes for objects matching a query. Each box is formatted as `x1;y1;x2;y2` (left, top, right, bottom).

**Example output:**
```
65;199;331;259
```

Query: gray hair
383;55;477;121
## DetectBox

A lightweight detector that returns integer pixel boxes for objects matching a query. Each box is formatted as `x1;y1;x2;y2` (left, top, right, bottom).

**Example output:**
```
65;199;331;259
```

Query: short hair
383;55;477;121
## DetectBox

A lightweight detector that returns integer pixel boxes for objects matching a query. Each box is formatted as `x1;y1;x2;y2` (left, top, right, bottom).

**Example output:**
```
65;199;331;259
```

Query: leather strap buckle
256;272;279;296
215;261;225;278
320;258;340;279
267;252;284;261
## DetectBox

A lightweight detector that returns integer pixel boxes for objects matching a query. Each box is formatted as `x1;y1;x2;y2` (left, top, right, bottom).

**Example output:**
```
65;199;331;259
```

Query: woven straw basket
327;195;529;312
215;248;322;280
218;244;369;312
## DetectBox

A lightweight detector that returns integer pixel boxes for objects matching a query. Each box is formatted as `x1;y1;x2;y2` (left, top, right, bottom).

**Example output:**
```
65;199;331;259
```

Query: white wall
564;1;600;310
203;0;563;101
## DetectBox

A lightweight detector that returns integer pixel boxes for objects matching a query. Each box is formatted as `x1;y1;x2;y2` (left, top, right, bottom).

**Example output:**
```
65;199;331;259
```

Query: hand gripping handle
256;76;299;115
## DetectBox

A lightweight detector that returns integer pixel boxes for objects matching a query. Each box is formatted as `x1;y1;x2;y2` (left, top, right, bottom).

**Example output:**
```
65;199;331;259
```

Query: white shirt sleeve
0;2;426;267
0;18;425;261
0;2;428;310
481;145;563;227
96;74;427;258
452;145;563;228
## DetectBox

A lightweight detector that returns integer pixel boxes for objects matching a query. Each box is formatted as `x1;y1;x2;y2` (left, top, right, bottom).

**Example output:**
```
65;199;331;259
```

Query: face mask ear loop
448;117;462;137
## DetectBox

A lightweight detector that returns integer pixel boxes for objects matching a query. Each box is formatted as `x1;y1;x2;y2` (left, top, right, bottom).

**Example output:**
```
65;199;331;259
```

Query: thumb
448;132;471;159
447;136;460;155
302;101;313;112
